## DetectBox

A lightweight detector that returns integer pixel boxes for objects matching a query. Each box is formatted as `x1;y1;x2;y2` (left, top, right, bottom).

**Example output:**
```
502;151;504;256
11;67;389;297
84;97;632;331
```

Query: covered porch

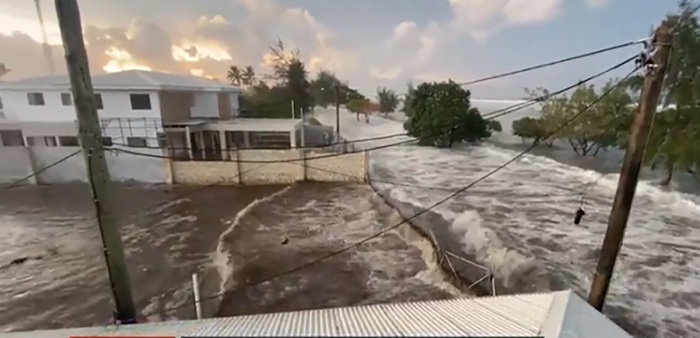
163;118;303;161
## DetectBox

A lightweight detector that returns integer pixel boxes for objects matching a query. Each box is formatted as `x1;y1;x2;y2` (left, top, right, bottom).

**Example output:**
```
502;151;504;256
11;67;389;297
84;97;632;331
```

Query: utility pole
55;0;136;324
335;84;341;135
588;21;672;311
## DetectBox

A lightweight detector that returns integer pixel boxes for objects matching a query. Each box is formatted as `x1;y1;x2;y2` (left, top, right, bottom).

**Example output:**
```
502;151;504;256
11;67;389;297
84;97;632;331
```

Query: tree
402;81;417;117
287;60;310;117
404;81;490;148
266;39;311;117
240;82;294;118
376;87;399;116
241;66;256;87
0;63;9;79
309;70;342;108
226;65;243;86
512;117;549;145
487;120;502;133
633;1;700;186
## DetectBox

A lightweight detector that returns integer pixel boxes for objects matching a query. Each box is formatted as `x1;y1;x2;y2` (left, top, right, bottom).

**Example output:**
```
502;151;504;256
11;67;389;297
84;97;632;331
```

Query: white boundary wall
0;148;365;186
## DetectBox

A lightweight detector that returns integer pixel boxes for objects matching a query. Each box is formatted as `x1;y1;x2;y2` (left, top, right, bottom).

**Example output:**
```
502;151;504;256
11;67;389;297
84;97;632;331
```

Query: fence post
192;273;202;320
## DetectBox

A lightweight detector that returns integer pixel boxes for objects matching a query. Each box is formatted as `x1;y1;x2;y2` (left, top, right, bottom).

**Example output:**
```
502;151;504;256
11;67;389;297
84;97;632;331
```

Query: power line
163;61;640;315
107;137;419;164
111;53;636;165
458;38;647;87
481;54;639;121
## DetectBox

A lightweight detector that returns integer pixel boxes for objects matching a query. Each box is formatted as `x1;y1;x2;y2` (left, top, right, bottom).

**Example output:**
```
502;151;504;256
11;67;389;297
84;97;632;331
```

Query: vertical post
588;21;672;311
54;0;136;324
335;85;340;135
291;100;295;119
192;273;202;320
185;126;193;160
219;130;226;160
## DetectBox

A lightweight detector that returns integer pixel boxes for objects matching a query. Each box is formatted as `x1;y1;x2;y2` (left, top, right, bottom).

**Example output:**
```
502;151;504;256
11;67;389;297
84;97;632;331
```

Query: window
58;136;79;147
61;93;72;106
101;136;113;146
129;94;151;110
0;130;25;146
27;136;57;147
126;136;148;148
94;93;104;109
27;93;45;106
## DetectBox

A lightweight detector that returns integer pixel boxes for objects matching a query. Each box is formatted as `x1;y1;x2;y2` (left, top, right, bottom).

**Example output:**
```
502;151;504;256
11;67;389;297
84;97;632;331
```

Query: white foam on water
314;108;700;337
213;186;292;295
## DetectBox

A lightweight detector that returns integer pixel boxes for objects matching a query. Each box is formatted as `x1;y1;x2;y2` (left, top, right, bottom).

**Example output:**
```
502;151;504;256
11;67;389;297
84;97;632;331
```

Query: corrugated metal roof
0;290;632;338
0;70;241;92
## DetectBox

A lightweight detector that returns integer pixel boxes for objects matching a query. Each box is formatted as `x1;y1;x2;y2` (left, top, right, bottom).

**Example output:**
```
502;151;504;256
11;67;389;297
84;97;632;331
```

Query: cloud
448;0;564;39
369;0;564;88
0;0;358;88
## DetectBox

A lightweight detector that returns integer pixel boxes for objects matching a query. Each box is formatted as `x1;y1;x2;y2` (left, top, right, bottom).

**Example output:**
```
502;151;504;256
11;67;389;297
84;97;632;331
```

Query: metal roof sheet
0;290;632;338
0;70;241;92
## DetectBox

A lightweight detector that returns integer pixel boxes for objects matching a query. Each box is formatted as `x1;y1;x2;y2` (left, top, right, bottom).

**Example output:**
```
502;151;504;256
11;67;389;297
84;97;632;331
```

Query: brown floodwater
0;182;460;333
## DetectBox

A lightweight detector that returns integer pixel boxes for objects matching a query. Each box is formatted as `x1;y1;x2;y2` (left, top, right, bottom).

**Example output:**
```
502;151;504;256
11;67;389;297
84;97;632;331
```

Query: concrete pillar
243;131;250;148
219;130;227;160
185;126;193;160
289;128;297;148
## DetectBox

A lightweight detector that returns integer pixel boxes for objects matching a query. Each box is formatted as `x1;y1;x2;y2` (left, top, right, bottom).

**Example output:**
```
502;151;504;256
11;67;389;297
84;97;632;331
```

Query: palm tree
242;66;256;87
226;65;243;86
0;63;9;79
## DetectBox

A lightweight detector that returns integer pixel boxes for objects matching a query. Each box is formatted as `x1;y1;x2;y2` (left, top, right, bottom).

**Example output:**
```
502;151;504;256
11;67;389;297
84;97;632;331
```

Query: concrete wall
1;147;365;186
171;161;241;185
217;93;232;120
0;90;161;122
191;92;219;119
238;149;304;184
159;91;194;123
305;151;366;182
2;147;171;185
0;147;35;184
169;149;366;185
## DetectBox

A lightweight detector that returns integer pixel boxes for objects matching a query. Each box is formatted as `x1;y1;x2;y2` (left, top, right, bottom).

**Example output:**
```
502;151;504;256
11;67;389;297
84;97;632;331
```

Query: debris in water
281;237;289;245
574;208;585;225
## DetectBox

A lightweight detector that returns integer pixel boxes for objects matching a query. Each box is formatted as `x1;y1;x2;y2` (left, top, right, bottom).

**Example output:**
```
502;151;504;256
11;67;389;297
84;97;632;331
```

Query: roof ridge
133;70;160;86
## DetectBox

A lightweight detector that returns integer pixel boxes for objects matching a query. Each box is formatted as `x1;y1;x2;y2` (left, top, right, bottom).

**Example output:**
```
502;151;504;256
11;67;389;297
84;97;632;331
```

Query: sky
0;0;680;99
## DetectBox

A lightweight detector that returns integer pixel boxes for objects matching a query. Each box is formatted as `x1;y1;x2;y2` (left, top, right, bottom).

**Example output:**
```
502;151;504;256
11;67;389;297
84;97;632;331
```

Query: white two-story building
0;70;248;149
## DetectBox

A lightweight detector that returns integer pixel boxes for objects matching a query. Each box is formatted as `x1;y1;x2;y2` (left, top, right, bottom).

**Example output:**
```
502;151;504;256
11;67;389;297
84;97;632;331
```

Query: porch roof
165;118;303;133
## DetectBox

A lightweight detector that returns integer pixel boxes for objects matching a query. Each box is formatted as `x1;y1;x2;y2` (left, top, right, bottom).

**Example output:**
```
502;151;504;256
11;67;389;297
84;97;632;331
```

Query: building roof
0;290;631;338
0;70;242;93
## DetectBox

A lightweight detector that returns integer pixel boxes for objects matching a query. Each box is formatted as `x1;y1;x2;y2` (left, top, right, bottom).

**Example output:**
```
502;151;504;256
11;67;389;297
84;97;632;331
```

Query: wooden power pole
588;21;672;311
54;0;137;323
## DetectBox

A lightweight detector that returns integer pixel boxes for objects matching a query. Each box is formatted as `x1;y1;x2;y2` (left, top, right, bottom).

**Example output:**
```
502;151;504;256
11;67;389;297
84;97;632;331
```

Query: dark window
126;136;147;148
58;136;79;147
61;93;72;106
129;94;152;110
101;136;113;146
27;93;45;106
94;93;104;109
27;136;57;147
0;130;25;146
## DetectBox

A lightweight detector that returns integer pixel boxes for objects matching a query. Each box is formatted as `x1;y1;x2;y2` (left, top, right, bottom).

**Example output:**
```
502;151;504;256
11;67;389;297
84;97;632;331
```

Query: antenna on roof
35;0;55;75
